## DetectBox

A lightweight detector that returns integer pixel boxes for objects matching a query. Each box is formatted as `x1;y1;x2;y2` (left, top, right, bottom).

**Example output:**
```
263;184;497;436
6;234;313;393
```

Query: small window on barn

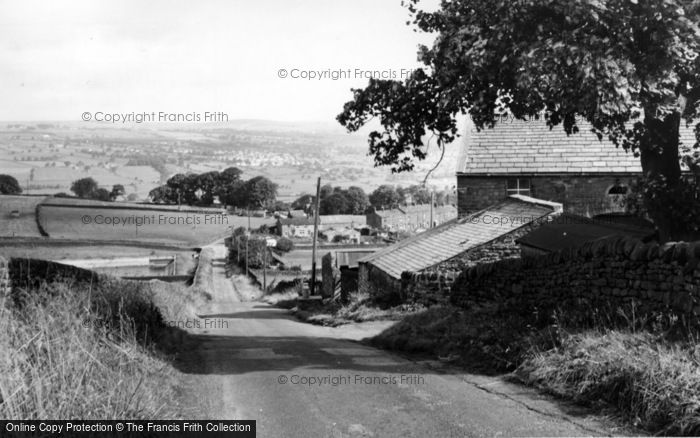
506;178;531;196
608;185;628;195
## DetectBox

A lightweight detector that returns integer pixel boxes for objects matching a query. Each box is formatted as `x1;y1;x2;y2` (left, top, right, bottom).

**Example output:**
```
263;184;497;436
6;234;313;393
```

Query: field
36;202;276;246
0;195;47;237
0;121;462;205
0;244;198;277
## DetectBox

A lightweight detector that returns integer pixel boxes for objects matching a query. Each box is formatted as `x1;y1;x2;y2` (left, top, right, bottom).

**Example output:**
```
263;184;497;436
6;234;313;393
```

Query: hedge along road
175;242;624;438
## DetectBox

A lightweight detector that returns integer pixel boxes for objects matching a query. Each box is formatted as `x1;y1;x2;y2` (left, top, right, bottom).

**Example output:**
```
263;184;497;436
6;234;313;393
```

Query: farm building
322;248;384;300
276;217;315;238
516;213;655;257
456;118;697;218
358;195;562;303
366;204;457;232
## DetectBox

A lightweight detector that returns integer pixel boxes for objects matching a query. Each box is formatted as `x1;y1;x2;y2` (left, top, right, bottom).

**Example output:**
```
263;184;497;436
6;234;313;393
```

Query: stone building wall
457;174;637;217
358;262;402;305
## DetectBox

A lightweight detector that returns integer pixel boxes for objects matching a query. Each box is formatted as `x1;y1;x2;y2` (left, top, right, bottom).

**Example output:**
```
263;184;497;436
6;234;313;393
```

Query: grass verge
0;275;208;419
369;303;700;435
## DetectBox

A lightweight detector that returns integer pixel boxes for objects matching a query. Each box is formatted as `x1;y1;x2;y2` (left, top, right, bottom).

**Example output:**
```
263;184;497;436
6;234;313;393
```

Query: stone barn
358;195;562;304
456;117;696;218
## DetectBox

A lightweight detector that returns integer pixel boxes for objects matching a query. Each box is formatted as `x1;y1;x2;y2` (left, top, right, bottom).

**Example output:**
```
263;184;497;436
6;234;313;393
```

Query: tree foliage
70;177;99;198
369;185;401;210
338;0;700;240
0;174;22;195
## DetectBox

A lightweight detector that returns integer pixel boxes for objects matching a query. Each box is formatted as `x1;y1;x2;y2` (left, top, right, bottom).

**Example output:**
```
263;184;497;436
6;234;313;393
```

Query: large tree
0;174;22;195
369;185;401;210
70;177;99;198
241;176;278;210
338;0;700;241
344;186;370;214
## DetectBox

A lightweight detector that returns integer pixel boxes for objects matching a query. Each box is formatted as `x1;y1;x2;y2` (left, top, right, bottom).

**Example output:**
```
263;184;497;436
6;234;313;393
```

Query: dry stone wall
449;237;700;326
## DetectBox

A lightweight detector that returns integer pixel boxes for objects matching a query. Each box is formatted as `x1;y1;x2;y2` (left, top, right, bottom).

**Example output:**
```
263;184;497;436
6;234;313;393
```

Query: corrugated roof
361;196;557;279
459;118;696;175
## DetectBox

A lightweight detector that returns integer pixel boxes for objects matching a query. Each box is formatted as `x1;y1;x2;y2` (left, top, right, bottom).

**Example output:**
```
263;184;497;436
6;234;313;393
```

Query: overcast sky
0;0;439;122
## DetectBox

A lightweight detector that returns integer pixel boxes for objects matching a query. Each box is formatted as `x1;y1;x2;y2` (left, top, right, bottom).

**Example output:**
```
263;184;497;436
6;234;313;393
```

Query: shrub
276;237;294;252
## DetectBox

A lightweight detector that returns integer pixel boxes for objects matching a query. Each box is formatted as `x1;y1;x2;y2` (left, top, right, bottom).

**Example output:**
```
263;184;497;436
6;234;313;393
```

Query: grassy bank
370;304;700;435
0;276;208;419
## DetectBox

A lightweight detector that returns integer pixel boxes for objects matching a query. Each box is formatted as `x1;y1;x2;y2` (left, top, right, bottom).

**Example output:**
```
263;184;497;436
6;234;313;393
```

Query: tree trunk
639;111;683;241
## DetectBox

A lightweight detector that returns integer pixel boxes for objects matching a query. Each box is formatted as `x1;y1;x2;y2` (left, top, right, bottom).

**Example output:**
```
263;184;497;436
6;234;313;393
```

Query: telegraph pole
310;177;321;296
430;190;434;228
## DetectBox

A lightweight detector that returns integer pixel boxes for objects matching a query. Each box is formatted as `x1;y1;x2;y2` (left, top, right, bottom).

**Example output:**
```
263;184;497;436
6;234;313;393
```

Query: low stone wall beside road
0;256;10;296
449;237;700;327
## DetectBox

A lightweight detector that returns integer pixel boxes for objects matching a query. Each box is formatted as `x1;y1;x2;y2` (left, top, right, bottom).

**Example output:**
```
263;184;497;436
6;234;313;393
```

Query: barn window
506;178;531;196
608;184;628;195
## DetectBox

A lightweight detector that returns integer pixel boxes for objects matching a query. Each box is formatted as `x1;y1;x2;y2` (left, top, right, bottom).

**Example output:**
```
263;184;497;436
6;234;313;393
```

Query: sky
0;0;440;122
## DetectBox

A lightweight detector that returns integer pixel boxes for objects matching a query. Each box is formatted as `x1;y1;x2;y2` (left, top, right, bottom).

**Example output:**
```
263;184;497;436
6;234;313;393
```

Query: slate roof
320;215;367;226
516;213;655;253
278;217;315;226
458;118;697;175
288;210;307;218
360;195;560;279
372;205;458;217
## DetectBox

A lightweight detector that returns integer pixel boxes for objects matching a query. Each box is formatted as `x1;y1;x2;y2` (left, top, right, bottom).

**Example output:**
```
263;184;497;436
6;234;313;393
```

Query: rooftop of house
371;204;458;218
360;195;560;279
287;210;307;218
319;215;367;225
278;217;315;226
516;213;656;253
458;117;696;176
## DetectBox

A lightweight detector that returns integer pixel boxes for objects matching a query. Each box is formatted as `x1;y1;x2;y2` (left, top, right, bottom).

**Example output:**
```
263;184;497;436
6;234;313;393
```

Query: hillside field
37;204;275;246
0;195;47;237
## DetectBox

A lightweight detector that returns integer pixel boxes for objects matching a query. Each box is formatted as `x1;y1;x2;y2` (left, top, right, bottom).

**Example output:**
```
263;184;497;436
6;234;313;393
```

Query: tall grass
370;301;700;435
516;326;700;435
0;276;205;419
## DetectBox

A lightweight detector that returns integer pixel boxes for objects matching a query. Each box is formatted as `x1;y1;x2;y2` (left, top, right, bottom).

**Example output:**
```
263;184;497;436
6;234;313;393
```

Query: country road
174;247;625;438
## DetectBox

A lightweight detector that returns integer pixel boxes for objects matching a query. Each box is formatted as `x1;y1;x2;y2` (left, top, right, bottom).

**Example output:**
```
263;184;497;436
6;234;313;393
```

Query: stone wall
358;263;402;305
449;237;700;325
0;256;10;296
457;174;636;218
401;270;458;306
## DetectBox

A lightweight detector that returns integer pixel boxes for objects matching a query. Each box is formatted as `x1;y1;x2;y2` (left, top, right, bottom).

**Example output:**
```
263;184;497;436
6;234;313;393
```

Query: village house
456;118;696;218
319;215;366;230
366;204;457;232
287;209;307;218
276;217;315;238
